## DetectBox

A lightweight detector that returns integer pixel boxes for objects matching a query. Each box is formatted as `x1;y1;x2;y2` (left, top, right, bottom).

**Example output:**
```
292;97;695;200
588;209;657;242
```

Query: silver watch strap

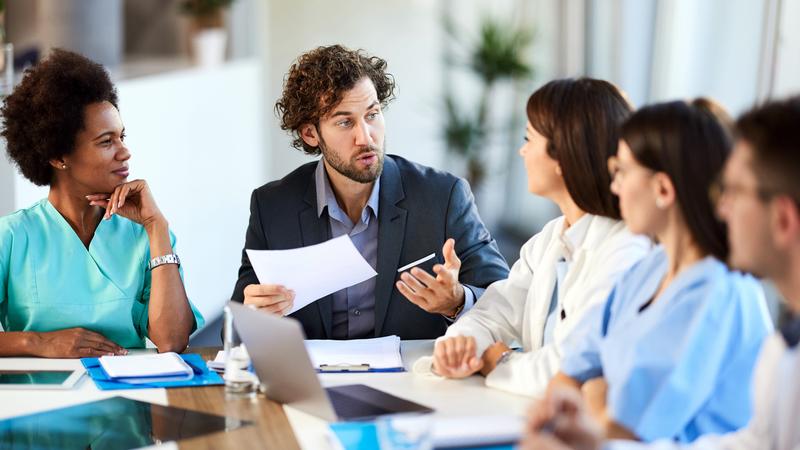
148;253;180;270
496;349;514;366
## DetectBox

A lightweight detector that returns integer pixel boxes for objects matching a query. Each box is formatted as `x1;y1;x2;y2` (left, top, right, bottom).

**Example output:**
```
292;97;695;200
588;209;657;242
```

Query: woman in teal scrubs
0;50;203;357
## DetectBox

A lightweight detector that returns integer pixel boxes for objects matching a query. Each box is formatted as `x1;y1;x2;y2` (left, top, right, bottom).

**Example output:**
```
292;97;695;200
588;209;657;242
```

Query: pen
397;253;436;273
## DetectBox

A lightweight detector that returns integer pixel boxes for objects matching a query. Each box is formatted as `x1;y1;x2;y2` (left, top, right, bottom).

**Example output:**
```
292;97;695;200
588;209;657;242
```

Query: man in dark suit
231;45;509;340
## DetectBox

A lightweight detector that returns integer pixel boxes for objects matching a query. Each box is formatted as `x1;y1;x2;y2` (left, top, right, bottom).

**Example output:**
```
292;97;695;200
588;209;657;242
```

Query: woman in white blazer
418;78;651;397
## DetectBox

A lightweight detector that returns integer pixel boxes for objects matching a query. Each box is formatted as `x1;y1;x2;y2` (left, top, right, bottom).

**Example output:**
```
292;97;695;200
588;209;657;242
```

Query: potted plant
180;0;236;67
443;15;533;189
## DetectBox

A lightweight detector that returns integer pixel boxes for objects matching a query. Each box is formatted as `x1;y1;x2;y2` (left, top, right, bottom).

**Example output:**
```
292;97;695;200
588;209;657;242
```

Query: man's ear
299;124;320;148
772;196;800;249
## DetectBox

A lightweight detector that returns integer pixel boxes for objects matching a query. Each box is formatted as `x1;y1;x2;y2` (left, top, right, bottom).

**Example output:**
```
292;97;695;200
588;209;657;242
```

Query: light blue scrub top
561;246;773;443
0;199;204;348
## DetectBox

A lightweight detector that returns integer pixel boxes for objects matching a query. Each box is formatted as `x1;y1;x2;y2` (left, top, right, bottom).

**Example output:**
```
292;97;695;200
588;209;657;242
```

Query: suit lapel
300;173;334;338
374;157;406;336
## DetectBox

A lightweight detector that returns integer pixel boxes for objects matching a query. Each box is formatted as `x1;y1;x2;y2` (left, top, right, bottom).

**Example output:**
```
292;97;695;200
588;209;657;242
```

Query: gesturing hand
87;179;165;227
432;336;483;378
32;328;127;358
397;238;465;316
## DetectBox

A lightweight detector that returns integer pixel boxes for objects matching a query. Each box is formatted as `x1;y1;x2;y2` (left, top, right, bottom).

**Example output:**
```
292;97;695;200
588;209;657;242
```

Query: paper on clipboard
305;335;403;371
246;235;378;315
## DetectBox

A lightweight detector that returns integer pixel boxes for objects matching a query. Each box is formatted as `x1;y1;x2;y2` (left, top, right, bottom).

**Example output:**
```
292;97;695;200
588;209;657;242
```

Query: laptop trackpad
326;384;433;421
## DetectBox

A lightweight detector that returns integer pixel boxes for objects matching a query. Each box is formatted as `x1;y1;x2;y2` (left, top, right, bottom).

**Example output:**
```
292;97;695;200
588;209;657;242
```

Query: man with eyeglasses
520;95;800;450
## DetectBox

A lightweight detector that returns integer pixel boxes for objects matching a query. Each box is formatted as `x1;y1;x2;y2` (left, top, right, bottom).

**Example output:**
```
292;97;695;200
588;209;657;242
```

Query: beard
319;137;385;184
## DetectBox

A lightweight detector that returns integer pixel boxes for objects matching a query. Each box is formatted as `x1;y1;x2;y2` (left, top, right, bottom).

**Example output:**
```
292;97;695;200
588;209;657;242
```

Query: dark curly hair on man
1;48;119;186
275;45;396;156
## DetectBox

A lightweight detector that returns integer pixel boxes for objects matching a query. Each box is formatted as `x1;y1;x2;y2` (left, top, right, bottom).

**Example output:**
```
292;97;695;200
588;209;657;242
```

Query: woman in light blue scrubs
548;99;773;443
0;49;203;357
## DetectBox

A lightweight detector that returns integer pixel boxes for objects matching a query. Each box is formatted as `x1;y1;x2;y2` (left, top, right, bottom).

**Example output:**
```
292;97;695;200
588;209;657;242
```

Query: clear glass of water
375;412;434;450
224;345;256;396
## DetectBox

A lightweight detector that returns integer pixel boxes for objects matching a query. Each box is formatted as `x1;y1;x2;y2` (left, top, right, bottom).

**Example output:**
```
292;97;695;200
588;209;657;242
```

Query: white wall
772;0;800;98
650;0;767;114
11;60;267;325
262;0;444;182
0;146;13;217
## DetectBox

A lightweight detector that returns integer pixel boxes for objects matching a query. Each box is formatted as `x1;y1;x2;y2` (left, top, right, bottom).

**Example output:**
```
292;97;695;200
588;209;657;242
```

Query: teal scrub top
0;199;204;348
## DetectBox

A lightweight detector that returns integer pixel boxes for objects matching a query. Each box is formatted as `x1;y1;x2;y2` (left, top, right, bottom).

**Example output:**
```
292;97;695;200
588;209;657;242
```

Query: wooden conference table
1;342;531;449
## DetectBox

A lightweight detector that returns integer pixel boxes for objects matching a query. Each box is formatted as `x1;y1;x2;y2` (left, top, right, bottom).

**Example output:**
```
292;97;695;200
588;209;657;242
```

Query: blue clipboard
81;353;224;390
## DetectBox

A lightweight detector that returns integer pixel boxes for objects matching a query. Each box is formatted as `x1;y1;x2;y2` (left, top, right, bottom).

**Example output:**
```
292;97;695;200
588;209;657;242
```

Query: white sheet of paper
246;235;378;315
432;415;523;447
98;352;191;378
304;335;403;370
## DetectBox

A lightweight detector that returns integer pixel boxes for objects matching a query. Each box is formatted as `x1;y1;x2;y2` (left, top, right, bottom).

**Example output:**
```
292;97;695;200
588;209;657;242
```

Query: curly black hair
275;45;396;156
1;48;119;186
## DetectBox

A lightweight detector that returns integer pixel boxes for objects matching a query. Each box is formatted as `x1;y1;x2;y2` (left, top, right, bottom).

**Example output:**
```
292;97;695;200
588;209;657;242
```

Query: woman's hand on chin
86;179;166;227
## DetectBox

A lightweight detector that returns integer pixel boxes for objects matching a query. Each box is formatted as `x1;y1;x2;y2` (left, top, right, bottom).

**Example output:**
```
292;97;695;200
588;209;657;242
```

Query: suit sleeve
231;190;269;302
444;178;509;296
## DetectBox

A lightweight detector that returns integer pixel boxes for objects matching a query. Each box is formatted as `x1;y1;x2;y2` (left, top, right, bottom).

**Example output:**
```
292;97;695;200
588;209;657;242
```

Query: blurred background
0;0;797;344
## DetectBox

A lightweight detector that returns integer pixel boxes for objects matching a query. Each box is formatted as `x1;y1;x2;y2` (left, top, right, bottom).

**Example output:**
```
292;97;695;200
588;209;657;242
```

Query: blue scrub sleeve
608;278;764;442
558;287;614;382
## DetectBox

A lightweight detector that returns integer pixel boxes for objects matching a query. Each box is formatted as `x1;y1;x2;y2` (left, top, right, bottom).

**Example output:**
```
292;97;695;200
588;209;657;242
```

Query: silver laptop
228;302;433;421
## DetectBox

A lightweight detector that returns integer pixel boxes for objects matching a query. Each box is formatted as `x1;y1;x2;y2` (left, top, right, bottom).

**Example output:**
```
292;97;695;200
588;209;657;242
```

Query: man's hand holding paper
244;235;377;316
243;284;296;315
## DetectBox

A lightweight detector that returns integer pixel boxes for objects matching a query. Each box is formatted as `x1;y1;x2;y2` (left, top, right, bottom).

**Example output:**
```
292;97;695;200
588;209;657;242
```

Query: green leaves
470;19;534;85
442;14;533;187
179;0;235;17
444;94;485;159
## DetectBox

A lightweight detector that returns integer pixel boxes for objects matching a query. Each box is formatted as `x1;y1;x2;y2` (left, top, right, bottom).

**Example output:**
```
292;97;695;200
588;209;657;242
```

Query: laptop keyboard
326;388;394;419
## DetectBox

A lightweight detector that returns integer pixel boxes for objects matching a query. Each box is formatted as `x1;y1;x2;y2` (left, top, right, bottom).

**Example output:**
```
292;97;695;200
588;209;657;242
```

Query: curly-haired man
231;45;509;340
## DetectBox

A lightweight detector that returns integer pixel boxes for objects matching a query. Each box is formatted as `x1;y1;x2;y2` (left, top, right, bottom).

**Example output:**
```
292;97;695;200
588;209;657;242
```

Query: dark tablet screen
0;371;73;385
0;396;251;449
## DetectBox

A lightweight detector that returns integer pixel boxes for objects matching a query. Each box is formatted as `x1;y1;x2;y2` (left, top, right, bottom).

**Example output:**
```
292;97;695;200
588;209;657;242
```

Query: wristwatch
444;300;465;321
496;349;514;366
148;253;180;271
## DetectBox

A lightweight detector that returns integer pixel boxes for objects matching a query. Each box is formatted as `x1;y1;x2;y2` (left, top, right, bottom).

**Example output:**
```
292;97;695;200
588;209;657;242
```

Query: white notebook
304;335;403;370
99;352;192;379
